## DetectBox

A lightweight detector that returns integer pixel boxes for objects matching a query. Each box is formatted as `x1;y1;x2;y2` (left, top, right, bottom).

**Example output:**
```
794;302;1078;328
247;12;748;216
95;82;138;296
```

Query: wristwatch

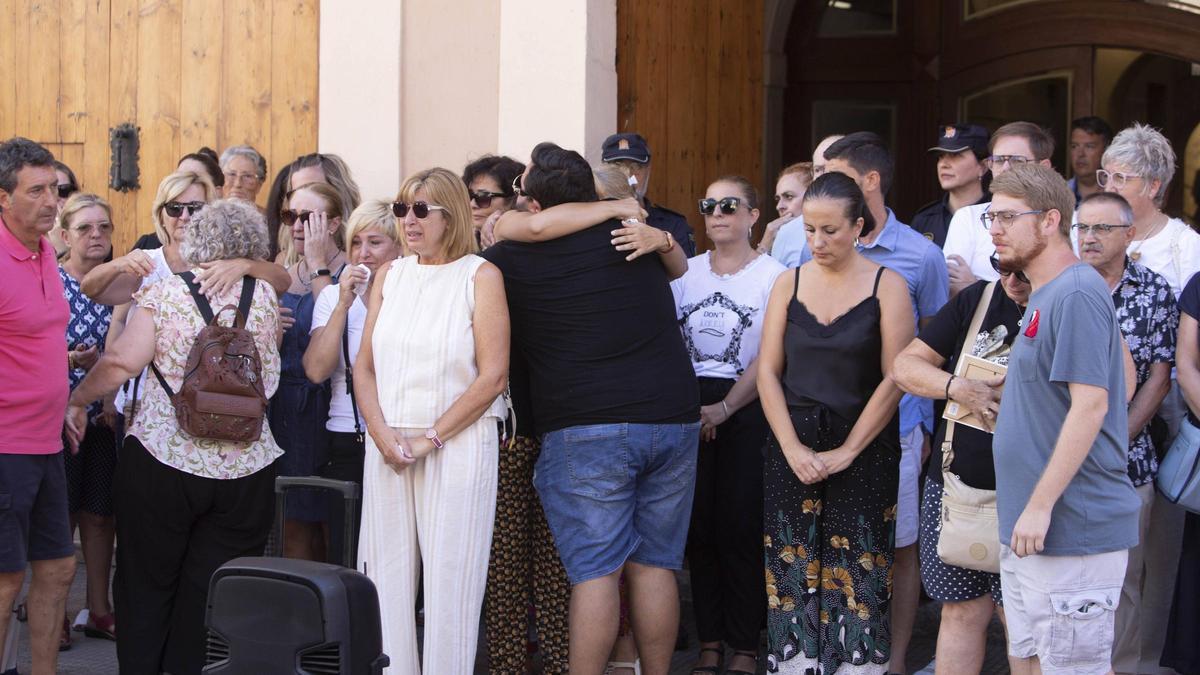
308;268;331;281
425;428;444;449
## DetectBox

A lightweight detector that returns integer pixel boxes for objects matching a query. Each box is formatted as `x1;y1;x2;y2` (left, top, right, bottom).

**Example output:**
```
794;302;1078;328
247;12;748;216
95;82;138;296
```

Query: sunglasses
698;197;742;216
391;201;449;219
512;175;526;198
280;209;315;227
163;201;205;218
469;191;506;208
989;255;1030;284
57;184;77;200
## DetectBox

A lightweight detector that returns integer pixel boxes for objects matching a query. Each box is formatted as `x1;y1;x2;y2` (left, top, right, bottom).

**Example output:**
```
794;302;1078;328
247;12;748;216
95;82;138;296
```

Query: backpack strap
235;276;256;329
177;271;216;324
342;323;363;441
149;361;175;399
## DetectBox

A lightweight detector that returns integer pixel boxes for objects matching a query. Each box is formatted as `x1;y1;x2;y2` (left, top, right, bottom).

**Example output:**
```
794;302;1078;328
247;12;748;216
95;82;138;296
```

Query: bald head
812;135;844;177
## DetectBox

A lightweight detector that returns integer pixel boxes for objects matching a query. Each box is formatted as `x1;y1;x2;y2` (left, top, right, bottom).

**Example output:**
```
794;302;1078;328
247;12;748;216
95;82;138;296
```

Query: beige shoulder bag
937;281;1001;574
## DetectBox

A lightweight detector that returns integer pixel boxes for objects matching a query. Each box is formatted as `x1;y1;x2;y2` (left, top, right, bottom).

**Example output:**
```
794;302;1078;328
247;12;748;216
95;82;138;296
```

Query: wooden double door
782;0;1200;221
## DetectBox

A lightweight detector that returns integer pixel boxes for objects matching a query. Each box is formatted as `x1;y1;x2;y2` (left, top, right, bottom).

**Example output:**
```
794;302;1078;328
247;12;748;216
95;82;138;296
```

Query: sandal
58;615;71;651
725;649;758;675
604;657;641;675
690;645;723;674
84;612;117;641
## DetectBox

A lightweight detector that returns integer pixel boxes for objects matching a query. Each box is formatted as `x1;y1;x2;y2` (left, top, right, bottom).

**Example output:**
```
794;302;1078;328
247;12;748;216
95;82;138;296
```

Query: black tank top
783;267;885;423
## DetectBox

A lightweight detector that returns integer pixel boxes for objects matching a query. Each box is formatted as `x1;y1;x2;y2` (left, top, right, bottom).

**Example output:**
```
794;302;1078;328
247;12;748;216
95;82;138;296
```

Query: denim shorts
535;422;700;585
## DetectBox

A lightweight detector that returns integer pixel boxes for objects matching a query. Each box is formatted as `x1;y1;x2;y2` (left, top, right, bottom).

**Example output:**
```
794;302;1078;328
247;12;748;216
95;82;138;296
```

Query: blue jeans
535;422;700;585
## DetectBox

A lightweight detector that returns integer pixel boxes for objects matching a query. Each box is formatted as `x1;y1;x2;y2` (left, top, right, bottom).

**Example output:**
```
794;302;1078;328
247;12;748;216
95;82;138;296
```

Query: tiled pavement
16;561;1011;674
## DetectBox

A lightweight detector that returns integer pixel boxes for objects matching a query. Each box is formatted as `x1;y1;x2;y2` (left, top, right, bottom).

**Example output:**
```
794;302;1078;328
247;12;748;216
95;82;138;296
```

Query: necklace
1129;214;1168;263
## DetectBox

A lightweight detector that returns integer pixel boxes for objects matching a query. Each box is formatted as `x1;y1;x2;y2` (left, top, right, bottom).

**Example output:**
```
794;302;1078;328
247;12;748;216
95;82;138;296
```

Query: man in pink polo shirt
0;137;76;674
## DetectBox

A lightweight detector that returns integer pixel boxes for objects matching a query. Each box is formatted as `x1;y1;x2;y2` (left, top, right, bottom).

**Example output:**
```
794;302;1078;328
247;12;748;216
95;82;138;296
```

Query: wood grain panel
617;0;764;251
2;1;318;251
180;0;222;154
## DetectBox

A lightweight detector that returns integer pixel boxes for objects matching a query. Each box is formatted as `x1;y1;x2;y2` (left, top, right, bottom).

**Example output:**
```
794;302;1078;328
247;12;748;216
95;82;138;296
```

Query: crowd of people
0;114;1198;675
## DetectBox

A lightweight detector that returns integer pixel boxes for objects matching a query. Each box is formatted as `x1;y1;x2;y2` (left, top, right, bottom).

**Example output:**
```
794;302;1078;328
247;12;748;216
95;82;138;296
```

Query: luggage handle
275;476;361;499
274;476;361;568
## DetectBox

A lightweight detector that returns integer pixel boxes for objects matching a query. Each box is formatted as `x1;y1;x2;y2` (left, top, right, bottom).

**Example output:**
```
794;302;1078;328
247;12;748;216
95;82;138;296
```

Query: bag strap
342;323;363;440
235;276;256;329
943;281;997;469
178;271;215;325
149;361;174;399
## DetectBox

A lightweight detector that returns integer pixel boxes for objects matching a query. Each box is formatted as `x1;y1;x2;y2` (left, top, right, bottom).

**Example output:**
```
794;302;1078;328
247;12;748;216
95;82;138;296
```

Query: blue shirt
774;209;950;435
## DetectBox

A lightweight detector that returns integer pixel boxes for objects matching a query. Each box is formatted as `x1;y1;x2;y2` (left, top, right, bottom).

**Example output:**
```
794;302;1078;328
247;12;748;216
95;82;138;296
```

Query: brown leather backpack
150;273;267;443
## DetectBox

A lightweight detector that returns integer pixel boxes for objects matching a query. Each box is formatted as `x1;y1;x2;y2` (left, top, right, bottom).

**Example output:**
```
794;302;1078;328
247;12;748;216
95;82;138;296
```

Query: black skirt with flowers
763;404;900;675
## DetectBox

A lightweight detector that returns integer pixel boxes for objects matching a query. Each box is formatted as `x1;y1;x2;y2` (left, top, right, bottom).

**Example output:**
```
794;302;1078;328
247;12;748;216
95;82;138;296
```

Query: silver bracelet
721;400;730;418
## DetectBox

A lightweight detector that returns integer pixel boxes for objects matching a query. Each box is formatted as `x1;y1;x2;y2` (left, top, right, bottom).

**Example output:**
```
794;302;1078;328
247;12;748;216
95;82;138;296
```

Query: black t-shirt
481;220;700;436
919;279;1023;489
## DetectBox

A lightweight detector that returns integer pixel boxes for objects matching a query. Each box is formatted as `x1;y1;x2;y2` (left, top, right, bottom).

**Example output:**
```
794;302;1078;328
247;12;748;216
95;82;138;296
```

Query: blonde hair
779;162;815;188
345;199;402;252
989;162;1076;238
396;168;477;260
593;163;636;200
151;171;217;245
279;182;348;265
57;192;113;261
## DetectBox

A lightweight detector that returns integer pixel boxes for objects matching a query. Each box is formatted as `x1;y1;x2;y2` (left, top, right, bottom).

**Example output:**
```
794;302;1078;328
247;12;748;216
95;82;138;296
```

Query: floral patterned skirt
764;405;900;675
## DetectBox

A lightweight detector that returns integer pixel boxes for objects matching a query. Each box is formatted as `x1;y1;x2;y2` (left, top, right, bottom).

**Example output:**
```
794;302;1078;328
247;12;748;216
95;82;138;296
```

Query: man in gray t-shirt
986;163;1139;675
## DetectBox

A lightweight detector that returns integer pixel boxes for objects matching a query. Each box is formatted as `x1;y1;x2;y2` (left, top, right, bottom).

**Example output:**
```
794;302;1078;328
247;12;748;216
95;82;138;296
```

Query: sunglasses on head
511;175;526;198
989;255;1030;284
280;209;315;227
391;201;448;219
57;184;77;200
163;201;205;218
469;190;506;208
698;197;742;216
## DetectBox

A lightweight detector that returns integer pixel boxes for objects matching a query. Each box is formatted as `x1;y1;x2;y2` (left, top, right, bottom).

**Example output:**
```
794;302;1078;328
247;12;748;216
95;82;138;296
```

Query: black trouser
113;436;276;675
318;431;365;565
686;377;768;651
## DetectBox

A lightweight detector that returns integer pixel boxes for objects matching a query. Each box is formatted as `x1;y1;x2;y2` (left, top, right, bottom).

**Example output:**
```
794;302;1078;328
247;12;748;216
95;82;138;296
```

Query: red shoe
83;612;116;641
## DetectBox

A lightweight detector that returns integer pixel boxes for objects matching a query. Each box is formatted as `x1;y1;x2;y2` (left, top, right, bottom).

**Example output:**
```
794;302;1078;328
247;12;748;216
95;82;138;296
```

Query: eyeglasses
989;255;1030;284
391;201;448;219
223;171;262;185
70;221;114;235
511;175;526;198
698;197;742;216
280;209;315;226
1073;222;1132;236
469;191;505;208
980;208;1045;230
984;155;1031;169
1095;169;1141;190
163;201;205;218
57;184;77;200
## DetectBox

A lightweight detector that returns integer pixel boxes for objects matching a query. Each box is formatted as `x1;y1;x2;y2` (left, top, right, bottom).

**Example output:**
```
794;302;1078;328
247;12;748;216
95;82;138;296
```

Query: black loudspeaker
202;557;389;674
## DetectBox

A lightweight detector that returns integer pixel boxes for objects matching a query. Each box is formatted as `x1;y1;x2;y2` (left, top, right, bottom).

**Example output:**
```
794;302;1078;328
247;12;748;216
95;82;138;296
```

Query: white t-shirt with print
670;252;787;380
310;283;368;433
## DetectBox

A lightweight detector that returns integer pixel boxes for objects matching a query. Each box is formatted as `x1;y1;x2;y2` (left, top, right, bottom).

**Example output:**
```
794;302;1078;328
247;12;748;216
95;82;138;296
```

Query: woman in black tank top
756;174;914;674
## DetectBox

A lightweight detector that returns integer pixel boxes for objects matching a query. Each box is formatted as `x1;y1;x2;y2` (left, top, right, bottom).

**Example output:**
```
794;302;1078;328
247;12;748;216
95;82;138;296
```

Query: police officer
911;124;990;248
601;132;697;257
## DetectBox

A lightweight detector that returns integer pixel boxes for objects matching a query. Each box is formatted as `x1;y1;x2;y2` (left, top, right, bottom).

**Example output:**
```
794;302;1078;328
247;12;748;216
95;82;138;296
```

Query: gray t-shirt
993;263;1139;555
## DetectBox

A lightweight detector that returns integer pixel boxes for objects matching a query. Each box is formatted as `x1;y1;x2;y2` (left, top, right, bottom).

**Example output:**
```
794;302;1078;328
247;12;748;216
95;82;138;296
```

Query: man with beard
988;163;1139;675
0;137;76;673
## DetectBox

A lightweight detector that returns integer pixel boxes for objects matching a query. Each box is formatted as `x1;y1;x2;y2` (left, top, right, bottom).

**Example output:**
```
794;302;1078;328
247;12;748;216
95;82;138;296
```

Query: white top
115;247;173;415
942;201;999;283
310;284;368;433
1120;217;1199;299
372;255;505;428
671;252;786;380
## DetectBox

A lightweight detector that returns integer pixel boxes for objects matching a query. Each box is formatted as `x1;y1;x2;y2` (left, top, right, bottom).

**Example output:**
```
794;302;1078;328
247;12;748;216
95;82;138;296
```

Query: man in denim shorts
482;142;700;675
990;163;1140;674
0;138;77;673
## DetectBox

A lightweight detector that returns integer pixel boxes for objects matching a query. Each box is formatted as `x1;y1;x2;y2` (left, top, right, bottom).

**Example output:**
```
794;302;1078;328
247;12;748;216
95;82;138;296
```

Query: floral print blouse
128;272;283;479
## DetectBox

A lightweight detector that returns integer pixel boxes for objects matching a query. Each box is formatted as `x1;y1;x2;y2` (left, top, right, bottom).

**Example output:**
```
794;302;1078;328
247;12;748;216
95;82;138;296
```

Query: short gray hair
1102;123;1176;204
219;145;266;180
182;199;270;265
1079;192;1134;228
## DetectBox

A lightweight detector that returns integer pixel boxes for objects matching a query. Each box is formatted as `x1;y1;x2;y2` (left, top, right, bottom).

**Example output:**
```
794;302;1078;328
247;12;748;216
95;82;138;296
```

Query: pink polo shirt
0;215;69;454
